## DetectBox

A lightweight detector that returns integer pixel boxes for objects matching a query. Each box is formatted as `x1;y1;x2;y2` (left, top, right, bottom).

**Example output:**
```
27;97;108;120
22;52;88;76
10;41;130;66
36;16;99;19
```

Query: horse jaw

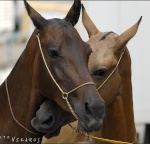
31;99;74;138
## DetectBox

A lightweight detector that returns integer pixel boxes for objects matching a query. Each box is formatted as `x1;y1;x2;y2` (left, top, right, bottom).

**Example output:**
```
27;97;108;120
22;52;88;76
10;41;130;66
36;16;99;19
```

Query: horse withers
0;1;105;144
34;5;142;143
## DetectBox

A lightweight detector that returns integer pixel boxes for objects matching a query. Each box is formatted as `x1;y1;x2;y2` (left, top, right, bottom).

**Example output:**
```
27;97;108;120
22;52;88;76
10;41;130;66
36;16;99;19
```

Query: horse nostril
84;101;105;119
42;116;53;126
85;102;92;116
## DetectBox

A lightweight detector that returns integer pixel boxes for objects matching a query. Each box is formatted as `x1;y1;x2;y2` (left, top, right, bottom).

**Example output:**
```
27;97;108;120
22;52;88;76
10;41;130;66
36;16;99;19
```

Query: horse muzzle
31;100;73;138
78;116;104;132
73;91;105;132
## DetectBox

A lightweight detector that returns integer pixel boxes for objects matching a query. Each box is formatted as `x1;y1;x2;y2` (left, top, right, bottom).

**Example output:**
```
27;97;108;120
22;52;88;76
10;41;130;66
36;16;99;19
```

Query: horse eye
93;68;107;78
48;49;59;58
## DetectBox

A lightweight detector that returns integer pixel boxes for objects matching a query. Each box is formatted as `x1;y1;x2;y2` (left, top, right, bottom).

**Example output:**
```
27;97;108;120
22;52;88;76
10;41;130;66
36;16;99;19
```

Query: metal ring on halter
62;92;68;99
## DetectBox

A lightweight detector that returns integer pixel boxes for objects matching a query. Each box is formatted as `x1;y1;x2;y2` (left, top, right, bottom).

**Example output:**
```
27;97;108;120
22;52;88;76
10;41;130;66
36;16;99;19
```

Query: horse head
24;0;105;133
82;5;142;106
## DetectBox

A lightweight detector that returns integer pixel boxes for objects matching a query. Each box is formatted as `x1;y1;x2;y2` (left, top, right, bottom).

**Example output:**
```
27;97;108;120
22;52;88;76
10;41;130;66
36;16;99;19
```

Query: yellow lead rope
92;136;133;144
68;123;136;144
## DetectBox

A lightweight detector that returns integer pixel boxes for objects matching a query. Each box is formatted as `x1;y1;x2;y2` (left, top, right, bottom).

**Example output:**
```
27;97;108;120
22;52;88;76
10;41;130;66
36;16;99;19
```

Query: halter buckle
62;92;68;99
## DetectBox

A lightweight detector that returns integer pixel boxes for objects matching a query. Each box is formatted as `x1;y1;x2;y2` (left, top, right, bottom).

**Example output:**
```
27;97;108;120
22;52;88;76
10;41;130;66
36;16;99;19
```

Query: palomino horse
33;5;141;144
0;1;105;143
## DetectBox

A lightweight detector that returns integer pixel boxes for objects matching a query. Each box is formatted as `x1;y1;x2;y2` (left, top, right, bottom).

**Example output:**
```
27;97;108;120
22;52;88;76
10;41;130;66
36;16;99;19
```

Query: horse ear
116;16;142;51
64;0;81;26
24;0;48;30
82;4;100;38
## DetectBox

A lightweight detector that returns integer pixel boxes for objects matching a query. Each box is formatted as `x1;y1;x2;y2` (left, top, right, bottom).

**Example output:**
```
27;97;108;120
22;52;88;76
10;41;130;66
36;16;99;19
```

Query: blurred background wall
0;1;150;143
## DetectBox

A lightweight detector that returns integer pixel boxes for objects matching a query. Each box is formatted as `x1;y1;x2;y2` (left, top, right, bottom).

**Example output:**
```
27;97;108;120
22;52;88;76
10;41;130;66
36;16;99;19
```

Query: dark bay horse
34;5;141;144
0;1;105;143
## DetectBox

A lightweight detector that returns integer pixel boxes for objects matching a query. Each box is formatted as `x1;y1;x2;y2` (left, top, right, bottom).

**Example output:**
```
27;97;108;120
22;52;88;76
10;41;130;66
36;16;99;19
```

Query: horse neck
100;49;137;143
0;31;44;140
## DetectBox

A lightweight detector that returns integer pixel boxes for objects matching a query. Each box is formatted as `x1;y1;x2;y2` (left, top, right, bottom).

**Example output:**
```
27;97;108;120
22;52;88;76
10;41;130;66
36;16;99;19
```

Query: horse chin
78;118;103;132
44;126;62;139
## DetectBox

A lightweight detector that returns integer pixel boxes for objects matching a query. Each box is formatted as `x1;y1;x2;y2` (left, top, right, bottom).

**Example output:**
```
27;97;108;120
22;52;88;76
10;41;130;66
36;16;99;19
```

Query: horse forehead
88;32;117;56
89;39;116;61
89;48;116;71
47;18;72;28
89;34;117;50
88;35;118;71
45;19;77;39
